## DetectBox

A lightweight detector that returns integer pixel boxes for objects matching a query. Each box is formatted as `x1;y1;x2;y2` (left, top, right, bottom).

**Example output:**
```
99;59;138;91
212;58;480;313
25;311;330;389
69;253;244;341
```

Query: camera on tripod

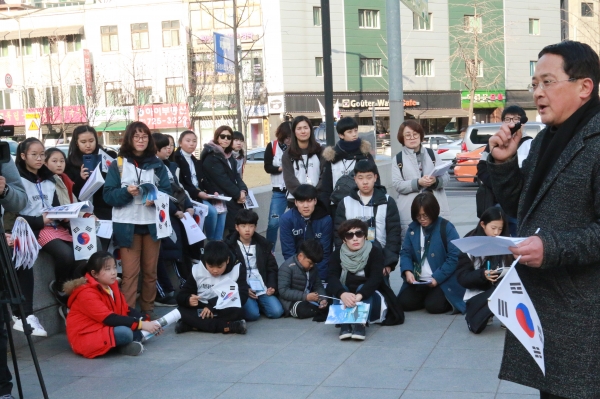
0;116;15;164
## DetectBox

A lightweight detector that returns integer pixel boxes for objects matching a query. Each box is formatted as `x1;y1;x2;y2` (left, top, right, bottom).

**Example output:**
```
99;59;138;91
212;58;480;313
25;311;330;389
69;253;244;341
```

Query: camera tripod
0;222;48;399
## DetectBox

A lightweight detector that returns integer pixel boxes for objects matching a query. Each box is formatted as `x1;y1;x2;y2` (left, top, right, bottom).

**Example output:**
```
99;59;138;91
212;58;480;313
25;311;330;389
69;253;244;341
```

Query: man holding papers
487;41;600;398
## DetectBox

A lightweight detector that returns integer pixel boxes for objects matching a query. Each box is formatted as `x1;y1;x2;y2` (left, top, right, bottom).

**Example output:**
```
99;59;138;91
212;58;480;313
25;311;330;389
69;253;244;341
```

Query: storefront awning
289;112;322;119
96;121;128;132
0;32;10;40
4;26;84;40
4;30;33;40
408;109;469;119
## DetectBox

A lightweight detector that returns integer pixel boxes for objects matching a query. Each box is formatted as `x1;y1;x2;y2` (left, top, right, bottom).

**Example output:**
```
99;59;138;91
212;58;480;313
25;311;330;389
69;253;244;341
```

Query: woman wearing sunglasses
327;219;404;341
397;192;466;315
200;126;248;233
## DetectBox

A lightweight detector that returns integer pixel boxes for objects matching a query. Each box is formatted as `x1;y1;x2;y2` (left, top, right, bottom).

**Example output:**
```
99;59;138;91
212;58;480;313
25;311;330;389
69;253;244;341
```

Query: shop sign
340;98;420;109
461;90;506;108
92;106;134;124
268;95;284;113
136;103;190;129
83;50;94;97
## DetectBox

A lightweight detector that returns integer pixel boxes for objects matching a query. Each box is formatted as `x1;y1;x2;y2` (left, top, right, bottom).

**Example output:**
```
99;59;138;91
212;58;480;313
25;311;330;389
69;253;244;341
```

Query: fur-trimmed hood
322;139;371;163
63;277;87;295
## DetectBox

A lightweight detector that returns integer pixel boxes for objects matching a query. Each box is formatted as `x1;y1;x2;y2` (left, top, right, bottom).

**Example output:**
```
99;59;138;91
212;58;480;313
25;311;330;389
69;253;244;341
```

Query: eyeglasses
528;78;578;93
416;213;430;221
503;116;520;123
133;135;148;142
344;230;366;240
219;134;232;140
27;153;44;160
403;133;420;139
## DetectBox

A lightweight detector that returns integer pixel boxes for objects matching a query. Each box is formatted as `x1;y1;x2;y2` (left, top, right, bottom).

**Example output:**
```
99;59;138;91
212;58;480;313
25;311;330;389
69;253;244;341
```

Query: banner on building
214;32;235;74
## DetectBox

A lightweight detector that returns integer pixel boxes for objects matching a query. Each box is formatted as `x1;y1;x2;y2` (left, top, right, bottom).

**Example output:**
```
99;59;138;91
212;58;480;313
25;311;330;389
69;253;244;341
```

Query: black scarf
522;97;600;215
337;138;362;153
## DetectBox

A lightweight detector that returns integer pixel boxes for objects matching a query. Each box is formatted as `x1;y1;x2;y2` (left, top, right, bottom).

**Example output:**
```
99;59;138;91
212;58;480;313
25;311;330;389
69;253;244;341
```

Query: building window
162;20;180;47
66;35;82;52
24;88;36;108
413;13;432;30
13;39;33;56
530;60;537;76
131;23;149;50
239;4;262;27
70;85;84;105
45;86;60;107
415;59;433;76
0;90;11;110
101;26;119;52
313;7;322;26
315;57;323;76
41;37;58;55
582;2;594;16
360;58;382;77
359;9;380;29
166;77;184;103
529;19;540;35
0;41;8;57
464;15;482;33
466;59;484;77
135;80;152;104
241;50;264;82
105;82;122;106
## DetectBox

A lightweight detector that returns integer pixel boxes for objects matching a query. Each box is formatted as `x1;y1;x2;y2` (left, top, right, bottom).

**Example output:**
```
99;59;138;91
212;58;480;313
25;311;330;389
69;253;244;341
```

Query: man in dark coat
487;40;600;398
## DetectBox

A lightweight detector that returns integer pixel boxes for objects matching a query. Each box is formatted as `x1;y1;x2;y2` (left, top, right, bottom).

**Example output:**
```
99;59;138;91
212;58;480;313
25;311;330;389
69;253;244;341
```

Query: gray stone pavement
11;193;539;399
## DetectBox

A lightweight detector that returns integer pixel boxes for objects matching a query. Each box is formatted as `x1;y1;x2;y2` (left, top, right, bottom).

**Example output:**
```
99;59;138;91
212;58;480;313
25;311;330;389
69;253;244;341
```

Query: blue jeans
203;200;226;240
266;190;288;246
342;284;382;323
243;295;284;321
114;326;133;346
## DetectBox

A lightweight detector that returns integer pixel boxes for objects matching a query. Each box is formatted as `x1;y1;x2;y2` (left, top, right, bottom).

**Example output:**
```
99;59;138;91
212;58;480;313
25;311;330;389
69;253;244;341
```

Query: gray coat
277;255;326;314
488;112;600;398
392;146;450;241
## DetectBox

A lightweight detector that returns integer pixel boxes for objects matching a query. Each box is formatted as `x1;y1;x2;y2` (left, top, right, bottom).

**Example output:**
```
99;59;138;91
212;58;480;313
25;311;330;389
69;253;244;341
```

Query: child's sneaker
351;324;366;340
154;292;177;307
225;320;247;334
13;315;47;337
118;341;144;356
48;280;68;306
339;324;353;340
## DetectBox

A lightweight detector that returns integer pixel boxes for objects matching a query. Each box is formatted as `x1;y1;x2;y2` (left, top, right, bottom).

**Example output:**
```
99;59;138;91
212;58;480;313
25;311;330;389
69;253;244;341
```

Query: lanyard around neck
133;161;142;185
36;181;49;208
239;241;253;278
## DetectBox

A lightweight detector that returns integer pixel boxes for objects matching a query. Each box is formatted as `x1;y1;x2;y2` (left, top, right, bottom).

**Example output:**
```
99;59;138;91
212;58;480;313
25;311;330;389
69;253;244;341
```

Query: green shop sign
461;91;506;108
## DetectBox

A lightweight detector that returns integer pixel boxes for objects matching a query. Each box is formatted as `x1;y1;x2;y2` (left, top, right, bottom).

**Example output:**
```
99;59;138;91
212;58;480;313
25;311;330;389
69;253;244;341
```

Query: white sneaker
13;315;47;337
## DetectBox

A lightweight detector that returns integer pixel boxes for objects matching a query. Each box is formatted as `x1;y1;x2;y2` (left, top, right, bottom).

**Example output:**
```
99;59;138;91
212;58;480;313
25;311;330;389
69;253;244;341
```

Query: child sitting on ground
64;252;162;358
175;240;249;334
278;240;328;319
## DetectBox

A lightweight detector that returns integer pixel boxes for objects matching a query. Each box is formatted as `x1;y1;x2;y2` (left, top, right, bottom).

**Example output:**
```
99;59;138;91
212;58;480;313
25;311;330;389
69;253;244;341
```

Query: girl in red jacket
64;251;161;358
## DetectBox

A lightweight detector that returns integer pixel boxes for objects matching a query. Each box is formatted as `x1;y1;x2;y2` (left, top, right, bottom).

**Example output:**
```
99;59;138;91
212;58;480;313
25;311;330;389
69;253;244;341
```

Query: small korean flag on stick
98;148;115;173
488;256;545;375
155;193;172;239
71;217;97;261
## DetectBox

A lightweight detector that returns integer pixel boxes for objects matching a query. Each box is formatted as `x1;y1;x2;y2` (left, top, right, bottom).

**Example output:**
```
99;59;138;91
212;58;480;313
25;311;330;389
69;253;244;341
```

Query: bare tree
449;0;505;125
561;1;600;54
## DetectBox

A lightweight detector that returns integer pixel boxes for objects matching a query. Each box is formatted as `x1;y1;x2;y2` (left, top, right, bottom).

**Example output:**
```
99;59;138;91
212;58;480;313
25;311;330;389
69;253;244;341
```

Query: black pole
320;0;335;146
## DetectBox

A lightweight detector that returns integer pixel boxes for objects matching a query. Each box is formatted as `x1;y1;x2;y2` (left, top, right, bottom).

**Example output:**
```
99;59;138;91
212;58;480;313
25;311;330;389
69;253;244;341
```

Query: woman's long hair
287;115;321;160
466;206;513;268
67;125;101;167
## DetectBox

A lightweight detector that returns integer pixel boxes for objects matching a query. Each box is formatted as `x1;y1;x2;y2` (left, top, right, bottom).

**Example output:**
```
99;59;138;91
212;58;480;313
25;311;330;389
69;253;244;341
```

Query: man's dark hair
152;133;170;151
336;117;358;136
354;159;378;175
337;219;368;241
411;192;441;223
235;209;259;225
293;184;318;201
204;241;230;266
501;105;526;121
298;239;323;264
538;40;600;98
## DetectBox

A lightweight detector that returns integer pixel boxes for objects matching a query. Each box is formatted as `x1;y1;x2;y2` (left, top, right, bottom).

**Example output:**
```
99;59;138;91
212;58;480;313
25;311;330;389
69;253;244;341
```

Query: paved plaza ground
11;193;540;399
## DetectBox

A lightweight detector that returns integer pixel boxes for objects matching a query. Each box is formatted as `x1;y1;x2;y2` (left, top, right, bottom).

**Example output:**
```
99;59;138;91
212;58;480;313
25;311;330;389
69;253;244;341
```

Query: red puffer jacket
65;274;134;359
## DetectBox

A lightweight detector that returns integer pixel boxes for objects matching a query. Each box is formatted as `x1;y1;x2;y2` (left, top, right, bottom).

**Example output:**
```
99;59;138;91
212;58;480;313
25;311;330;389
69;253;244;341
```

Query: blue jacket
400;217;466;314
279;201;332;280
103;155;172;248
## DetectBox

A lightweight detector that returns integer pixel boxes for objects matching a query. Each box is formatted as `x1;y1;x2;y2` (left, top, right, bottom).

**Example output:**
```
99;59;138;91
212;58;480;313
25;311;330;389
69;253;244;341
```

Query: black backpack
330;160;357;205
395;147;436;179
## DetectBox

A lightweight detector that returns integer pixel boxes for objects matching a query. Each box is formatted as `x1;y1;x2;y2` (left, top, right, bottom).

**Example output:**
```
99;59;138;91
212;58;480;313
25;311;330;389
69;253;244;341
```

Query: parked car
246;147;266;163
56;144;70;156
454;146;485;183
436;139;464;162
423;134;456;151
463;122;545;152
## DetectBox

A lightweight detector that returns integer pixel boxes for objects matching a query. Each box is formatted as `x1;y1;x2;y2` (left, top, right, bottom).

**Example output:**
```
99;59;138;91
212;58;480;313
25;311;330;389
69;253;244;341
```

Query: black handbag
465;287;495;334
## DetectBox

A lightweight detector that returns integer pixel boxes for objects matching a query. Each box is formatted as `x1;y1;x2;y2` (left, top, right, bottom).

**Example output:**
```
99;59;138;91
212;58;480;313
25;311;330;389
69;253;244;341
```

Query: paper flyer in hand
139;183;158;202
325;303;370;324
11;217;41;270
206;194;233;201
95;220;113;239
71;217;98;261
451;236;527;257
141;309;181;340
213;278;241;309
488;257;545;375
155;193;172;239
180;213;206;244
98;148;115;173
78;165;105;201
244;190;259;209
429;161;453;177
44;201;94;219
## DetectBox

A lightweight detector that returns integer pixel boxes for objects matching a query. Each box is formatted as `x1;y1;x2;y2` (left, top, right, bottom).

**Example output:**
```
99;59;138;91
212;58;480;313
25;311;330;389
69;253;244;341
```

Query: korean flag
191;201;208;231
98;148;115;173
488;256;545;375
213;263;241;309
155;192;172;239
71;217;98;261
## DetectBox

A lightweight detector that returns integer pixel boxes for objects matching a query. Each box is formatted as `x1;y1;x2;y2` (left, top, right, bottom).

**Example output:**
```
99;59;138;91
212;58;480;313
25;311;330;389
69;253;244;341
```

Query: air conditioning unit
150;95;164;104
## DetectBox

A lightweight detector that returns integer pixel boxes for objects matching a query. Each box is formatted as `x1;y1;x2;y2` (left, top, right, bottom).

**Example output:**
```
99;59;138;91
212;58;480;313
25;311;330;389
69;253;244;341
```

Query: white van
464;122;546;151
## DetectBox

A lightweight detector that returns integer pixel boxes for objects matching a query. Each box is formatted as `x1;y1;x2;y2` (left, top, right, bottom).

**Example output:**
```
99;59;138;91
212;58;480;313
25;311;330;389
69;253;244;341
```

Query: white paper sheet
141;309;181;340
428;161;453;177
180;213;206;244
206;194;233;201
244;190;259;209
95;220;113;239
450;236;527;256
79;165;104;201
44;201;93;219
